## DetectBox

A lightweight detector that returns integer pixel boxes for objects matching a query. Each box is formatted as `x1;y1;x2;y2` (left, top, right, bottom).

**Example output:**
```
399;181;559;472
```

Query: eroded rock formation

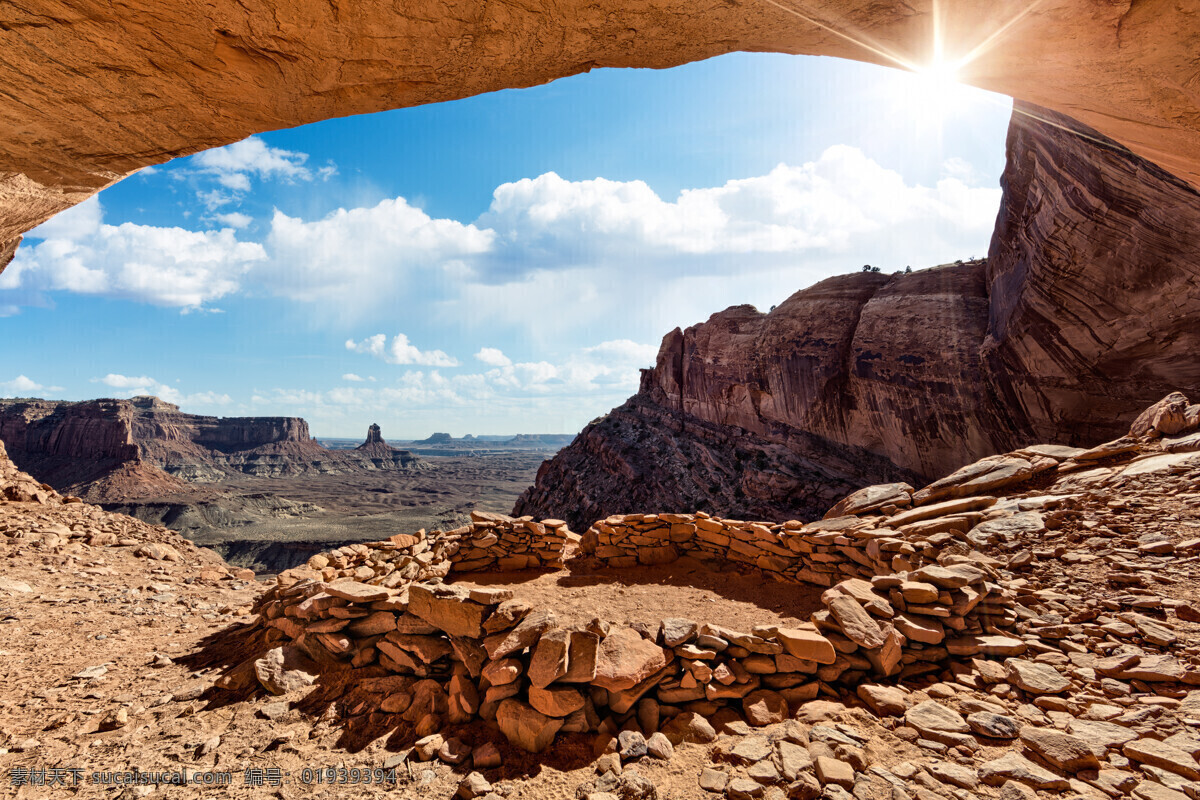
362;423;384;447
354;422;428;470
0;395;427;500
515;104;1200;529
5;0;1200;265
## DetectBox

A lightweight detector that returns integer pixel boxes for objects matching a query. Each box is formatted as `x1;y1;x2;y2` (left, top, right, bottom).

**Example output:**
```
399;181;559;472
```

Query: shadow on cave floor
176;618;610;779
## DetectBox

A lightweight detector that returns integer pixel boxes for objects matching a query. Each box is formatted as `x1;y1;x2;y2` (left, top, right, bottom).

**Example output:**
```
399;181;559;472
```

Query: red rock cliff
514;103;1200;529
0;396;426;497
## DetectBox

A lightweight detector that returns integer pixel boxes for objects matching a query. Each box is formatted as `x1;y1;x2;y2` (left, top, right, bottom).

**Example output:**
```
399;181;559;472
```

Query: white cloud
7;199;265;311
197;189;234;210
260;198;493;309
183;137;337;214
99;373;156;389
475;148;999;269
91;374;231;409
345;333;459;367
213;211;253;229
0;375;64;396
249;336;658;435
474;347;512;367
193;137;313;183
3;147;1001;346
216;172;252;192
477;338;656;394
342;373;366;382
28;196;103;241
251;146;999;340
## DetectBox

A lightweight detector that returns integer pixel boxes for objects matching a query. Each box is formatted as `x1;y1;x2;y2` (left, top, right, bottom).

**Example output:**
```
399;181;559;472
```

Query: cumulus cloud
98;374;156;390
475;147;999;270
183;137;337;215
92;374;232;408
474;347;512;367
341;373;366;382
476;339;657;394
3;146;1001;347
345;333;459;367
28;196;104;241
212;211;253;229
0;375;64;396
250;146;1000;336
253;337;658;434
6;198;264;311
193;137;315;183
261;198;493;308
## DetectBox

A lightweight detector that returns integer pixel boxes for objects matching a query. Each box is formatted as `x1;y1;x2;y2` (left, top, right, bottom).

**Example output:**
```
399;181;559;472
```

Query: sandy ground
450;556;825;630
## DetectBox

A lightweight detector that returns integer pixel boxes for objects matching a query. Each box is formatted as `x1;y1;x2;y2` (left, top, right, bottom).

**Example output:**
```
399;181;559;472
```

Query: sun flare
904;54;972;120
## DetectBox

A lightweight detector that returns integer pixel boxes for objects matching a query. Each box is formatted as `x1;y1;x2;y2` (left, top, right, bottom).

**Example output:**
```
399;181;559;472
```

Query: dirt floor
450;556;825;630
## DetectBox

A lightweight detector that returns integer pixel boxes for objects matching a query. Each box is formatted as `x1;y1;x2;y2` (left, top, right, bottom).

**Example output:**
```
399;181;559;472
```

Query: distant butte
0;397;428;502
362;423;384;446
356;423;401;458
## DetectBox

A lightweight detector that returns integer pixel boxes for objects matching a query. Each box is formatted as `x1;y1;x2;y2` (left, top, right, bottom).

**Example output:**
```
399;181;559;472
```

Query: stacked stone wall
296;511;575;587
253;543;1022;752
583;512;931;586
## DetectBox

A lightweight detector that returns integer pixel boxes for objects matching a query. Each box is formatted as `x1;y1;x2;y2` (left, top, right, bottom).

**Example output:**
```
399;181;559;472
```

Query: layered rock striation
0;396;427;500
515;104;1200;529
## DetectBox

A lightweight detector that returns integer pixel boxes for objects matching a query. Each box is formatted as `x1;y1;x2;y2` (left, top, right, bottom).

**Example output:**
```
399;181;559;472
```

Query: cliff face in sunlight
514;103;1200;529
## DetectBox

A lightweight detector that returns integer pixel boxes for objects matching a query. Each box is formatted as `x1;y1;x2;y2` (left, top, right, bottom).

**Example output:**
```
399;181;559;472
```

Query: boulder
496;699;563;753
1005;659;1070;694
742;690;788;726
527;628;570;688
661;711;717;744
825;596;886;649
527;685;585;718
484;608;557;659
1123;738;1200;780
913;455;1037;505
324;579;391;603
967;712;1019;739
561;629;601;683
408;584;487;638
905;700;969;744
660;618;698;648
593;627;670;692
1018;726;1101;772
857;684;909;716
979;752;1070;791
1129;392;1194;437
825;483;913;518
774;627;836;665
254;645;318;696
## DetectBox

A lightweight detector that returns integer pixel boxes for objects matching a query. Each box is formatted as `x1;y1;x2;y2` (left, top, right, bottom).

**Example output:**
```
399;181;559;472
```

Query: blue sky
0;53;1012;438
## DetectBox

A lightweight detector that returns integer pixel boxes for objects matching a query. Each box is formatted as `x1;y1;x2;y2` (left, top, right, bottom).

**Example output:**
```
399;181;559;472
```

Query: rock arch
2;0;1200;266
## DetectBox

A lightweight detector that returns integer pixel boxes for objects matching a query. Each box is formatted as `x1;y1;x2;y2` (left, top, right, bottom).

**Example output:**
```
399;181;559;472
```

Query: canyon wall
0;396;427;499
5;0;1200;265
514;103;1200;529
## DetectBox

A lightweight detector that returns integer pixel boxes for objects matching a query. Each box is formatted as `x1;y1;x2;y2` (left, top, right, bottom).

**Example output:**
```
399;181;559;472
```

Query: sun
920;56;961;94
905;54;971;120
